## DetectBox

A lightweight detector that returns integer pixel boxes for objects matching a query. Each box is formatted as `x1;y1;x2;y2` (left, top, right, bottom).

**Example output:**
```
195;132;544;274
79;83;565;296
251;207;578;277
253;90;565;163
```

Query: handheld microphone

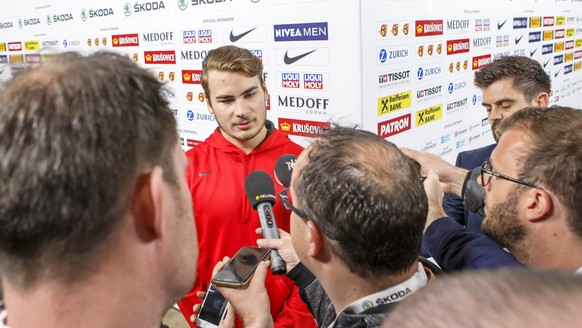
244;170;287;275
274;154;297;188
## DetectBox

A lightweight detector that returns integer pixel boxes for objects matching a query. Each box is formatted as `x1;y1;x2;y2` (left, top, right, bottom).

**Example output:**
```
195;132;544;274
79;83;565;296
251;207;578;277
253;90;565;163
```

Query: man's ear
523;188;553;223
132;166;165;242
306;220;325;258
536;92;549;107
206;98;214;115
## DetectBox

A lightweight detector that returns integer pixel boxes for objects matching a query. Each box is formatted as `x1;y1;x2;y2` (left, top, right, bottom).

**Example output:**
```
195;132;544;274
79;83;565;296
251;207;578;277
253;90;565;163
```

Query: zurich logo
187;110;194;121
63;39;68;48
417;67;424;80
472;94;477;105
379;49;387;63
448;82;454;94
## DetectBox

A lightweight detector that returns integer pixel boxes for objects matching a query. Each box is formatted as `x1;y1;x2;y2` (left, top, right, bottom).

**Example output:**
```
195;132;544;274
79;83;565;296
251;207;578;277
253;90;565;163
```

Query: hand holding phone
211;246;271;289
195;283;228;328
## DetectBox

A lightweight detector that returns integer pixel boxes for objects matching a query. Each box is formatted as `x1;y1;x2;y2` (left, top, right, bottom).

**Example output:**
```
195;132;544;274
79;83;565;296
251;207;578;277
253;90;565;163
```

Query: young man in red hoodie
177;45;315;327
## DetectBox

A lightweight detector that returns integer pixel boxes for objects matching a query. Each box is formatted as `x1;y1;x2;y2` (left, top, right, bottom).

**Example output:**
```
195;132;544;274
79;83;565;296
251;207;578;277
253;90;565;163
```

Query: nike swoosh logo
554;70;560;78
530;48;538;57
198;170;214;177
229;27;256;42
543;59;551;68
497;19;508;30
515;35;524;44
283;49;317;65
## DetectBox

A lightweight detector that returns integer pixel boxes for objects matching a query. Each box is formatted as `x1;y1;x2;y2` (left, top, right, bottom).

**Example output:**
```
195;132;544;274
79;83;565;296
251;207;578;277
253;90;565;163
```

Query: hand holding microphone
244;170;287;275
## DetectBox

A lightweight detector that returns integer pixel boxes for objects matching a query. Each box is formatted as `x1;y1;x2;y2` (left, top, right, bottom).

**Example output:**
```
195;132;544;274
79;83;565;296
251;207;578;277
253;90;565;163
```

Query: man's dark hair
0;51;178;288
498;106;582;237
293;126;427;278
474;56;551;102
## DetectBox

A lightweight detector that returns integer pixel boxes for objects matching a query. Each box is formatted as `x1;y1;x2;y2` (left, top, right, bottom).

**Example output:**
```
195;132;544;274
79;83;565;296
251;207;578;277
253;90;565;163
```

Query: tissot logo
543;16;555;27
416;85;442;100
446;39;470;55
143;32;174;44
446;97;468;114
181;50;208;61
278;118;330;138
447;19;469;31
415;20;443;37
378;113;411;138
472;54;492;70
529;32;541;43
472;36;492;48
8;42;22;51
274;22;328;42
513;17;527;29
182;69;202;84
112;34;140;47
0;21;14;29
378;69;411;89
144;50;176;64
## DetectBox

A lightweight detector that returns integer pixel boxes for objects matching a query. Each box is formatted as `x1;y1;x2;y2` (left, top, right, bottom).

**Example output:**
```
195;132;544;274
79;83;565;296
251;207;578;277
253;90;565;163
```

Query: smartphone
211;246;271;289
196;283;228;328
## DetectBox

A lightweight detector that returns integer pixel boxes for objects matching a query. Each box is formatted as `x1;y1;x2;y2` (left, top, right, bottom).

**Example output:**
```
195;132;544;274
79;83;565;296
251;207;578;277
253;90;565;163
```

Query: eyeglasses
279;188;310;220
279;188;339;240
480;161;541;189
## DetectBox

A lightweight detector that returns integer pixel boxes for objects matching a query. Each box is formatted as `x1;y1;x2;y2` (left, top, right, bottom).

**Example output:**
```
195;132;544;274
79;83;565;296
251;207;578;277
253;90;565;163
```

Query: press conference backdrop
0;0;580;163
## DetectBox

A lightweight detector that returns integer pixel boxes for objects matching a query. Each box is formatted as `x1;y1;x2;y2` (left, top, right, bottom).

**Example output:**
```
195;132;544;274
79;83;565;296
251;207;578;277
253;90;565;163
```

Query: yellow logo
416;104;443;127
280;122;291;131
377;91;411;116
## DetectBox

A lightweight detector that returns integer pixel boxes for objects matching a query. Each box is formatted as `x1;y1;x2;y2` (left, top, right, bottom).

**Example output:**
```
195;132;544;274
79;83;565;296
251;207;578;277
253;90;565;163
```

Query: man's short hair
293;126;427;278
498;106;582;237
383;268;582;327
474;56;551;102
0;51;179;288
200;45;264;100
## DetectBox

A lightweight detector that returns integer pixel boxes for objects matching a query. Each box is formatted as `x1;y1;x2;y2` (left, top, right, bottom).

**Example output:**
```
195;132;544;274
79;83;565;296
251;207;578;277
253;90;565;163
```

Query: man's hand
401;147;468;196
212;257;273;328
423;170;447;231
256;228;300;272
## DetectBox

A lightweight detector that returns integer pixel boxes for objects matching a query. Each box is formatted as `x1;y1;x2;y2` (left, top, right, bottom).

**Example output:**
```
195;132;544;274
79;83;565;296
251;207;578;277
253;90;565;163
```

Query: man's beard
491;119;501;142
482;191;527;254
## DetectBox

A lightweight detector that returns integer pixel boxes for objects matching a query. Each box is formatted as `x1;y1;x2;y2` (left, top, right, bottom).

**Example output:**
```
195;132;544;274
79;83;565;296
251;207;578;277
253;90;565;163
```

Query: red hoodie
178;122;316;327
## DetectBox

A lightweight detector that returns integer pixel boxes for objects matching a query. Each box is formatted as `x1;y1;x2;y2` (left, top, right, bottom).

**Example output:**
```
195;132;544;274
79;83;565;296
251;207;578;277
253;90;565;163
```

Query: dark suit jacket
442;143;496;233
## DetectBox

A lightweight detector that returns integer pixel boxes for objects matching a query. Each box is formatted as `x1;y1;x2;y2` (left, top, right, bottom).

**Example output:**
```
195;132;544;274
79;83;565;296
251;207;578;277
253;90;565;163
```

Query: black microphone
244;170;286;275
274;154;297;188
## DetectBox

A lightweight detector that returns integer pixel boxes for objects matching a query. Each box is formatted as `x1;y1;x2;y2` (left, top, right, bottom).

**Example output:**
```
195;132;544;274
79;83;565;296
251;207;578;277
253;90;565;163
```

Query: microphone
274;154;297;188
244;170;287;275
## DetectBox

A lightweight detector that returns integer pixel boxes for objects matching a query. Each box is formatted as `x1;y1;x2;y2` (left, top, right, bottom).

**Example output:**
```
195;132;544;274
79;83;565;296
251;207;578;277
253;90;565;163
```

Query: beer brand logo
415;20;444;37
472;54;492;70
278;118;330;138
182;69;202;84
112;33;140;47
447;38;470;55
144;50;176;64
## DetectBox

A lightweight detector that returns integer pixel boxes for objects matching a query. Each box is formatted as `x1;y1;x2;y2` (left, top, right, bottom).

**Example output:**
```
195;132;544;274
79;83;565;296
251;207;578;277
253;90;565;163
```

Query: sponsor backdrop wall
1;0;581;162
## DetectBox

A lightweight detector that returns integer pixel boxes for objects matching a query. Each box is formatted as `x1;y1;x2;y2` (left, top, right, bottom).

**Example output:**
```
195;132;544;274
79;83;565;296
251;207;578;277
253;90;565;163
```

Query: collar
0;309;8;328
339;261;427;319
576;267;582;275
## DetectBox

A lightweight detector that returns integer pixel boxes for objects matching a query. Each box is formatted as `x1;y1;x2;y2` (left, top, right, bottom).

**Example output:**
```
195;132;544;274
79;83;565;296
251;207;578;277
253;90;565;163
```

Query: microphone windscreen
274;154;297;188
245;170;277;209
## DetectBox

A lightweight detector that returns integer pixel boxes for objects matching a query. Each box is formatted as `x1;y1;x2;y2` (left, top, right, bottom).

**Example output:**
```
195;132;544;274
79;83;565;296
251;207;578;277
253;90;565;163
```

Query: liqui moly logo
282;72;300;88
304;73;324;89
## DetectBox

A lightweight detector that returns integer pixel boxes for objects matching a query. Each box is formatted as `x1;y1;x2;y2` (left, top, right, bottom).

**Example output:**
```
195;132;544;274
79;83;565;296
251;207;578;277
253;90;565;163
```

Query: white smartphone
195;283;228;328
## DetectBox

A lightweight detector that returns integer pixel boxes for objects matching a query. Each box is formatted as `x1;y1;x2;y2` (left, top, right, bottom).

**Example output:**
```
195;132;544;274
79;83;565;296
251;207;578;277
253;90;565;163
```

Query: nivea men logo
564;64;573;74
554;54;564;65
513;17;528;29
447;19;469;30
50;13;74;23
0;21;14;29
274;22;328;41
529;31;541;43
143;32;173;43
542;44;553;55
0;55;8;64
473;36;492;48
181;50;208;61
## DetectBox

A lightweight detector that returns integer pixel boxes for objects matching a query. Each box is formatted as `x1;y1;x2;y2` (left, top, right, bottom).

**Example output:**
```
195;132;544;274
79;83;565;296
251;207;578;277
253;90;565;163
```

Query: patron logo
0;21;14;29
543;30;554;41
377;91;411;116
513;17;527;29
415;20;443;37
112;34;139;47
144;50;176;64
281;72;300;88
303;73;325;90
496;35;509;47
278;118;330;138
472;36;492;48
378;69;411;89
81;8;114;21
278;95;329;116
555;29;565;39
378;22;410;37
182;69;202;84
416;104;442;127
378;113;411;138
543;16;555;27
529;17;541;28
8;42;22;51
528;31;541;43
181;50;208;62
474;18;490;32
447;19;470;31
24;41;40;51
472;54;491;70
447;39;470;55
274;22;328;41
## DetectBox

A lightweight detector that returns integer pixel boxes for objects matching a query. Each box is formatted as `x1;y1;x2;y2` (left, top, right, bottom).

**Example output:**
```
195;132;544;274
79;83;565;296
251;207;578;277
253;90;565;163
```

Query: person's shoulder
458;143;496;161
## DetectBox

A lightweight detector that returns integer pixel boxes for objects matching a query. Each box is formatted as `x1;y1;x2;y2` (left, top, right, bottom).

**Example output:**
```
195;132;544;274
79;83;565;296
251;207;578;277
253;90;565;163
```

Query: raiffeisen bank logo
274;22;328;42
